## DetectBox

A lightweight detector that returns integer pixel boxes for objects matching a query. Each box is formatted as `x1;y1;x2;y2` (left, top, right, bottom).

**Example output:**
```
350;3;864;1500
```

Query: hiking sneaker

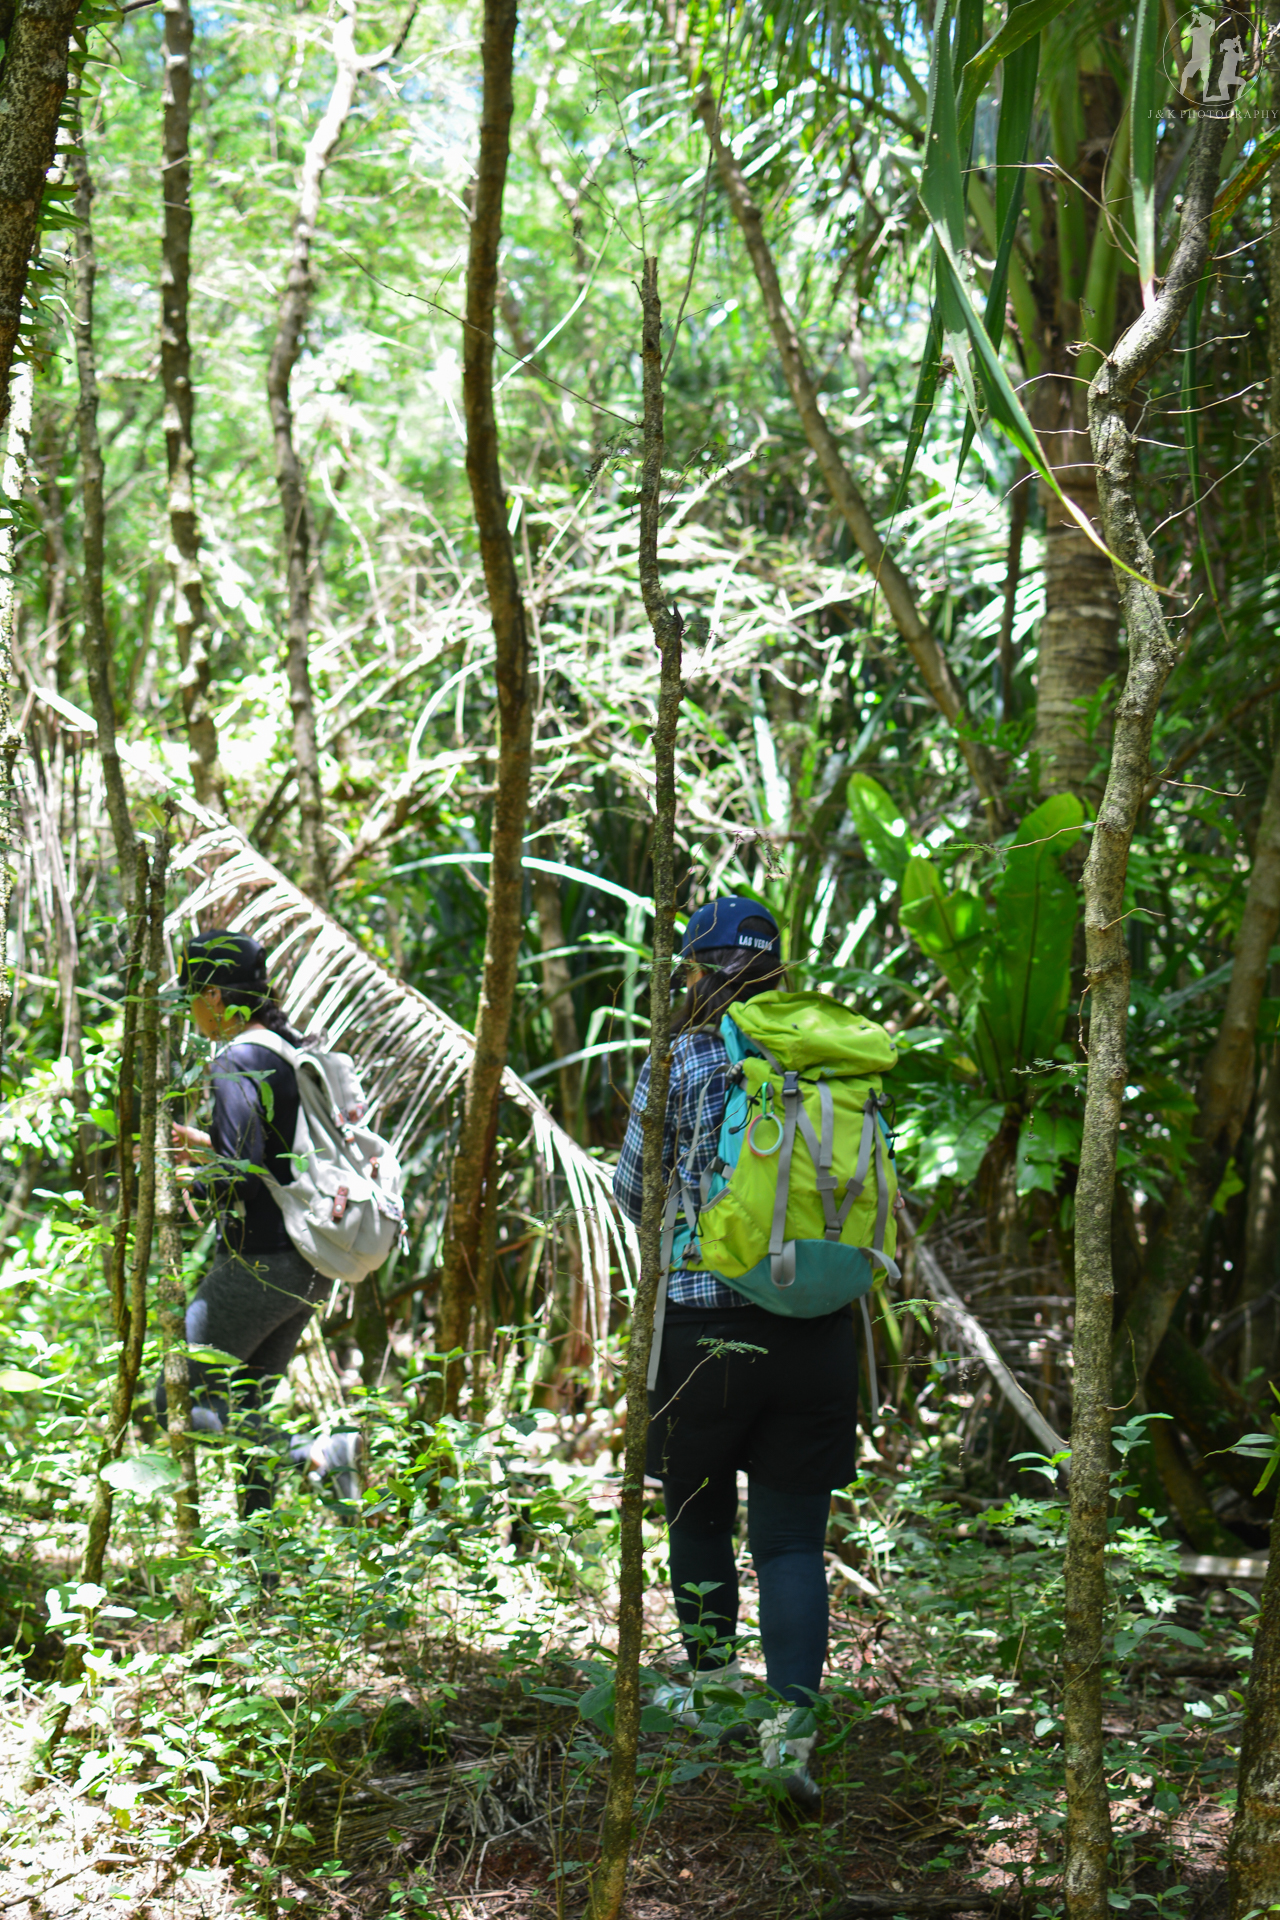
650;1657;746;1728
759;1712;821;1815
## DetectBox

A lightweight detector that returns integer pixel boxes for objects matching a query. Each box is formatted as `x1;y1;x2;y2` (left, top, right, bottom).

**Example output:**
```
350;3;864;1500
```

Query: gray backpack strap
768;1070;803;1287
868;1112;902;1282
859;1295;878;1424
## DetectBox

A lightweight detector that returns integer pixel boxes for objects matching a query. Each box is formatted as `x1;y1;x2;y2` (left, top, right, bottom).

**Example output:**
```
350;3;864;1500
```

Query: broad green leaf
846;774;912;885
988;794;1085;1070
0;1367;53;1390
900;858;1000;1083
102;1454;183;1497
955;0;1078;129
1130;0;1162;302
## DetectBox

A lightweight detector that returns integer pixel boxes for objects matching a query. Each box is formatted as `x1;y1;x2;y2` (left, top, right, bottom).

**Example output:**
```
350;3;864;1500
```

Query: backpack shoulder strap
223;1026;300;1069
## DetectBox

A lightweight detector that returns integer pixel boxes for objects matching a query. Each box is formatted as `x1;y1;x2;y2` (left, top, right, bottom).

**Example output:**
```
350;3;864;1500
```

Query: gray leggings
154;1243;328;1436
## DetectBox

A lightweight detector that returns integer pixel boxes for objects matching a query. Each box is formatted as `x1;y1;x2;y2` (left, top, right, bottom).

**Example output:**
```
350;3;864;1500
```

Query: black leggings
154;1243;328;1515
664;1471;830;1706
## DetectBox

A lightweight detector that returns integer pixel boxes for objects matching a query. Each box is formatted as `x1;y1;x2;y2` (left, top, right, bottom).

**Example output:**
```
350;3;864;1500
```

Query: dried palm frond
166;821;636;1354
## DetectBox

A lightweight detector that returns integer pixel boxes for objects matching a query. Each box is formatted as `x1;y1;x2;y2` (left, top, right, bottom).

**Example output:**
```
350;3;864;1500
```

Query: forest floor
0;1548;1244;1920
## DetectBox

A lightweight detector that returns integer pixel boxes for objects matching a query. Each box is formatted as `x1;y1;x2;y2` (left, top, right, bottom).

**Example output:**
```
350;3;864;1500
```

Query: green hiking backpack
649;990;900;1391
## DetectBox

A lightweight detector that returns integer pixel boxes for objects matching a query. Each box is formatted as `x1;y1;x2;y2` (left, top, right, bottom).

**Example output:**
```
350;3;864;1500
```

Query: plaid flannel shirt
612;1027;746;1311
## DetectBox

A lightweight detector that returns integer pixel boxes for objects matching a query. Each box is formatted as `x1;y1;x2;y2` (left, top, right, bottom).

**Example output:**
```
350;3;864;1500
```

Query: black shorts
645;1303;861;1495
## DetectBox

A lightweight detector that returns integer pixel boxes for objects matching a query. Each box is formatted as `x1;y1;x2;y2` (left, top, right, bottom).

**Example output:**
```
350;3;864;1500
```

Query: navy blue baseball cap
679;896;781;961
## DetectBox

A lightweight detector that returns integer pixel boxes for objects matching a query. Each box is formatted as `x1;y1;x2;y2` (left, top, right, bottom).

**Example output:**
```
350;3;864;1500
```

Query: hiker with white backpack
154;931;403;1517
612;897;899;1812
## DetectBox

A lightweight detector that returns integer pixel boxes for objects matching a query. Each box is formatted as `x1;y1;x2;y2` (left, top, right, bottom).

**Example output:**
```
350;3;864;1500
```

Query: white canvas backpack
225;1027;407;1285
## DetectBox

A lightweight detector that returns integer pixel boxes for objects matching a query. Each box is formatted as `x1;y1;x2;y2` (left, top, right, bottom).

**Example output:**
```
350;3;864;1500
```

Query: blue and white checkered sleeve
671;1032;730;1191
611;1058;650;1229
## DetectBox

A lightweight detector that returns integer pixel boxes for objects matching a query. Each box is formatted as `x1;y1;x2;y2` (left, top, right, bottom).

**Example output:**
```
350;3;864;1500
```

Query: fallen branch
900;1209;1068;1461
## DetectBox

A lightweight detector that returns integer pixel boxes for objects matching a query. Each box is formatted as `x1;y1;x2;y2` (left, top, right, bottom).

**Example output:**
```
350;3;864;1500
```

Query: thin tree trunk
435;0;533;1414
1114;724;1280;1401
24;835;167;1783
71;124;137;895
161;0;224;812
1067;108;1231;1920
1224;25;1280;1906
0;358;31;1073
590;254;682;1920
0;1147;40;1246
1229;1481;1280;1915
1244;1047;1280;1376
692;89;1006;828
265;0;368;904
155;1001;199;1637
0;0;83;438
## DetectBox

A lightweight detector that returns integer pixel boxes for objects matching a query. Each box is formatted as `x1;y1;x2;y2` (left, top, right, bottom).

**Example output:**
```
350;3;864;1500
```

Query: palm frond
167;822;637;1346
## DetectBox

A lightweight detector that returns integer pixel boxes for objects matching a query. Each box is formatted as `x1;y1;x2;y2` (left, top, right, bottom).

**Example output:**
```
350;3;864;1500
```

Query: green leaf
987;794;1085;1070
890;303;943;514
101;1454;182;1497
1130;0;1162;302
846;774;912;885
1211;1157;1245;1214
0;1368;53;1391
955;0;1077;129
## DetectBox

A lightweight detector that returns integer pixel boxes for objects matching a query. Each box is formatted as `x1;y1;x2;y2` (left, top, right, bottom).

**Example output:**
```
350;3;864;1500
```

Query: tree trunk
590;253;683;1920
71;123;137;895
25;835;167;1782
0;358;31;1071
161;0;225;812
155;1011;199;1637
1032;381;1120;800
1243;1046;1280;1385
1229;1481;1280;1915
434;0;533;1414
0;1147;40;1246
0;0;83;438
691;87;1007;830
1068;107;1231;1920
266;0;371;903
1114;724;1280;1402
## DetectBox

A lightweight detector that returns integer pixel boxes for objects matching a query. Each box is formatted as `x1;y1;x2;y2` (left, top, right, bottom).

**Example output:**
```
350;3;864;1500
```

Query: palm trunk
1031;385;1120;800
590;254;682;1920
1244;1045;1280;1384
265;0;370;903
0;0;83;437
692;88;1006;828
1066;108;1230;1920
434;0;533;1413
161;0;224;812
71;124;137;895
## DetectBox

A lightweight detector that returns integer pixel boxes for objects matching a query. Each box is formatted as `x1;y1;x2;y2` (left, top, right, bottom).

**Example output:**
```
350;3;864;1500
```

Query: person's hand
171;1123;212;1166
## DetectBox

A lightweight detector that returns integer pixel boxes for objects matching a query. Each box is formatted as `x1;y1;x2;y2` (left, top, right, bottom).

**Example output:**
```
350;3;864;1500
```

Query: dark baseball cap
679;896;781;961
178;930;269;994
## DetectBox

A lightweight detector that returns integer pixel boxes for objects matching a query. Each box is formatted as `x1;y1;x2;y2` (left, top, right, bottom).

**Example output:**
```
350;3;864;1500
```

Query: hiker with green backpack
612;897;899;1811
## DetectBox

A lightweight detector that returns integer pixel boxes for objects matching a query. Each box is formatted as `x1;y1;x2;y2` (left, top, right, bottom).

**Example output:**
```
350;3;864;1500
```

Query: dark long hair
671;918;788;1036
182;931;309;1046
